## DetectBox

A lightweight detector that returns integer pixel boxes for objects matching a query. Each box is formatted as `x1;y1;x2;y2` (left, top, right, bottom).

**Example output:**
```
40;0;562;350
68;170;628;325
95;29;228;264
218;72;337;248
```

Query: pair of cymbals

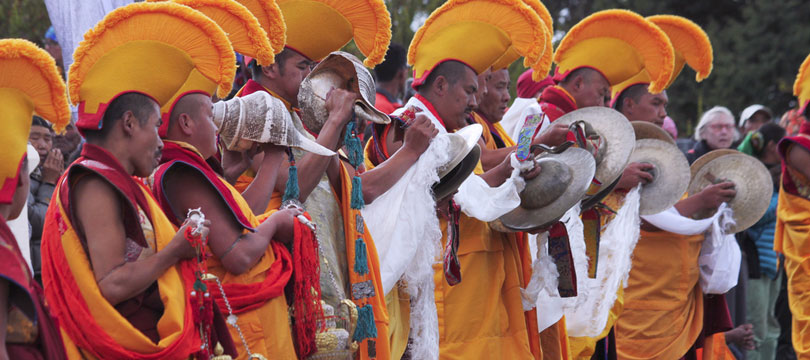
630;121;691;215
688;150;773;234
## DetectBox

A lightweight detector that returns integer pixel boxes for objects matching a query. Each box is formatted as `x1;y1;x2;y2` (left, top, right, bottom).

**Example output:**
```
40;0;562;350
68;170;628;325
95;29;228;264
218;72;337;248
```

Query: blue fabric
746;190;779;279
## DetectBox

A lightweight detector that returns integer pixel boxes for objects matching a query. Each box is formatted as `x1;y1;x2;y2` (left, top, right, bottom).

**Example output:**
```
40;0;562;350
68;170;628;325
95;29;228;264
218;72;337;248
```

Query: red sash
153;141;253;230
539;85;577;122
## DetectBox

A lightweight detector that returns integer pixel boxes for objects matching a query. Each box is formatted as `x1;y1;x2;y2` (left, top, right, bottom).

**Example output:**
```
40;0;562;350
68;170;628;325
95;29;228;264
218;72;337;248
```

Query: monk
152;90;311;359
613;84;738;359
775;119;810;357
371;59;541;359
42;93;237;358
0;38;68;360
473;69;568;171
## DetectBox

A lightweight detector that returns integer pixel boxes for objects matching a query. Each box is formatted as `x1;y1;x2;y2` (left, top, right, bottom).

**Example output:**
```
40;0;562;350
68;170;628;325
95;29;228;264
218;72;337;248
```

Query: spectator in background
27;116;64;283
737;122;786;360
373;42;408;114
686;106;739;163
662;115;678;138
52;118;82;164
43;26;63;75
740;105;774;135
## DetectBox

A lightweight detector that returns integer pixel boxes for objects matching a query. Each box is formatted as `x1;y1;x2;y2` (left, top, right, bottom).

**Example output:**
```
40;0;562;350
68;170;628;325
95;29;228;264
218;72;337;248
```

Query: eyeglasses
708;123;734;131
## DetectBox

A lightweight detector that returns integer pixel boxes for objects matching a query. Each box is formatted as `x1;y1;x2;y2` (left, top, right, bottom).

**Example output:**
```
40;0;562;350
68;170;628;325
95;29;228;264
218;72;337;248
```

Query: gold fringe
794;53;810;98
409;0;545;70
553;9;674;94
521;0;552;68
247;0;287;54
68;2;236;102
359;0;392;67
0;39;70;133
152;0;277;65
648;15;713;82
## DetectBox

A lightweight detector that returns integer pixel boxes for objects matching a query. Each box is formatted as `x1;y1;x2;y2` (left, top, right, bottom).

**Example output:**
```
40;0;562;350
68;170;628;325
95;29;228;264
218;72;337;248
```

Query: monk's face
625;90;668;127
186;94;218;159
478;69;511;123
278;51;314;108
572;71;610;108
474;69;491;108
130;102;164;177
441;66;479;132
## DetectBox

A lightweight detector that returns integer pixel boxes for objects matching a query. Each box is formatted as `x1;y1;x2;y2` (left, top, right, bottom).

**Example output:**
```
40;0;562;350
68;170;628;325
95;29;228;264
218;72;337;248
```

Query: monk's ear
434;75;448;96
121;110;137;136
263;63;279;80
177;113;194;136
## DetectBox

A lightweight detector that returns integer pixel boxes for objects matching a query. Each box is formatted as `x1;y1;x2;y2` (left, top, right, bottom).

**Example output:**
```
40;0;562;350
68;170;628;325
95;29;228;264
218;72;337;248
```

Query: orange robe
614;226;704;359
775;172;810;357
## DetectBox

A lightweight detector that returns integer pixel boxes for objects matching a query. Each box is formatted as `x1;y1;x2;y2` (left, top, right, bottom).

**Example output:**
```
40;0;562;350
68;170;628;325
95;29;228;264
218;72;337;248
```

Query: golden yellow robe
431;114;536;359
775;178;810;357
614;225;704;359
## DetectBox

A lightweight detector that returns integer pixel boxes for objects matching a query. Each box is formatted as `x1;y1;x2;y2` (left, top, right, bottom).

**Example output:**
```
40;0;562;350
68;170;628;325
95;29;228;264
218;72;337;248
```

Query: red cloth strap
153;141;254;230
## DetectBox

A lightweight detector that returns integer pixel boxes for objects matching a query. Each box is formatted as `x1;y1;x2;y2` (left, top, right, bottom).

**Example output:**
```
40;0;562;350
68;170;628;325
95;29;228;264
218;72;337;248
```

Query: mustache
464;107;474;114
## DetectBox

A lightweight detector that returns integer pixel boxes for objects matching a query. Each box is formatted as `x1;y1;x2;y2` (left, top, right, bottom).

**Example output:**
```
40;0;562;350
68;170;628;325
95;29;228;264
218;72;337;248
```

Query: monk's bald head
166;93;218;158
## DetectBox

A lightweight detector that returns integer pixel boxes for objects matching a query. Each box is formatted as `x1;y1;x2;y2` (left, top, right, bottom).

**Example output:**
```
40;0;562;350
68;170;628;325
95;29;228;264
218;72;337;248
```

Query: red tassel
292;213;324;358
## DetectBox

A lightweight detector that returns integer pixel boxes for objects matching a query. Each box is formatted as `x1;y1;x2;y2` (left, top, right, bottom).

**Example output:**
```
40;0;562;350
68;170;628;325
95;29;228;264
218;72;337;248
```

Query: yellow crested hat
275;0;391;67
148;0;280;135
151;0;278;65
234;0;286;54
794;53;810;114
68;2;236;132
0;39;70;203
610;15;713;104
409;0;547;87
491;0;553;76
553;9;675;94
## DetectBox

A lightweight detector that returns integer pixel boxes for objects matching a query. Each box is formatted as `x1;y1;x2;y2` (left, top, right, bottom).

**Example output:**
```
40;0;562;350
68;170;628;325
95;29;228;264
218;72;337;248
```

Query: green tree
1;0;50;45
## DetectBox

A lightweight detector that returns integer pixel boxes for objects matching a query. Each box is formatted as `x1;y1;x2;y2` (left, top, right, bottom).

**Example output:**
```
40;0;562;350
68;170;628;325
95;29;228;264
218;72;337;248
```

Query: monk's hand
520;161;541;180
42;148;64;184
269;207;304;245
402;114;438;156
616;162;655;190
533;122;568;147
168;221;206;260
324;88;358;127
698;181;736;210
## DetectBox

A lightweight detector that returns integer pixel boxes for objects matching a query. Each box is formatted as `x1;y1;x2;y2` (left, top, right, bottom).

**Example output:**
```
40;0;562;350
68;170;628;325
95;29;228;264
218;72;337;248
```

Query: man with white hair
686;106;739;164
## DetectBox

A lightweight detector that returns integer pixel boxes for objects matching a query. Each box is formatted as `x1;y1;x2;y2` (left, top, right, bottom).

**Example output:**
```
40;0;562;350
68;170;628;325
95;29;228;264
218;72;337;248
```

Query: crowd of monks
2;0;810;359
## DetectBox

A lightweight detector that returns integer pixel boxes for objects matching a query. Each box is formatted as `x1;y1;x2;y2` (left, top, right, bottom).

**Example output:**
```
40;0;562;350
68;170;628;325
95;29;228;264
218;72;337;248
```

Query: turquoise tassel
354;237;369;275
344;121;364;167
350;176;364;209
282;148;299;203
352;304;377;342
282;164;299;203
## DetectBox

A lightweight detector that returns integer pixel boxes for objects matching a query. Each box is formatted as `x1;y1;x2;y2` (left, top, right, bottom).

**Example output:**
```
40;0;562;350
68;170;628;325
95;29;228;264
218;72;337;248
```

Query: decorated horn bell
212;91;335;156
298;51;390;134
